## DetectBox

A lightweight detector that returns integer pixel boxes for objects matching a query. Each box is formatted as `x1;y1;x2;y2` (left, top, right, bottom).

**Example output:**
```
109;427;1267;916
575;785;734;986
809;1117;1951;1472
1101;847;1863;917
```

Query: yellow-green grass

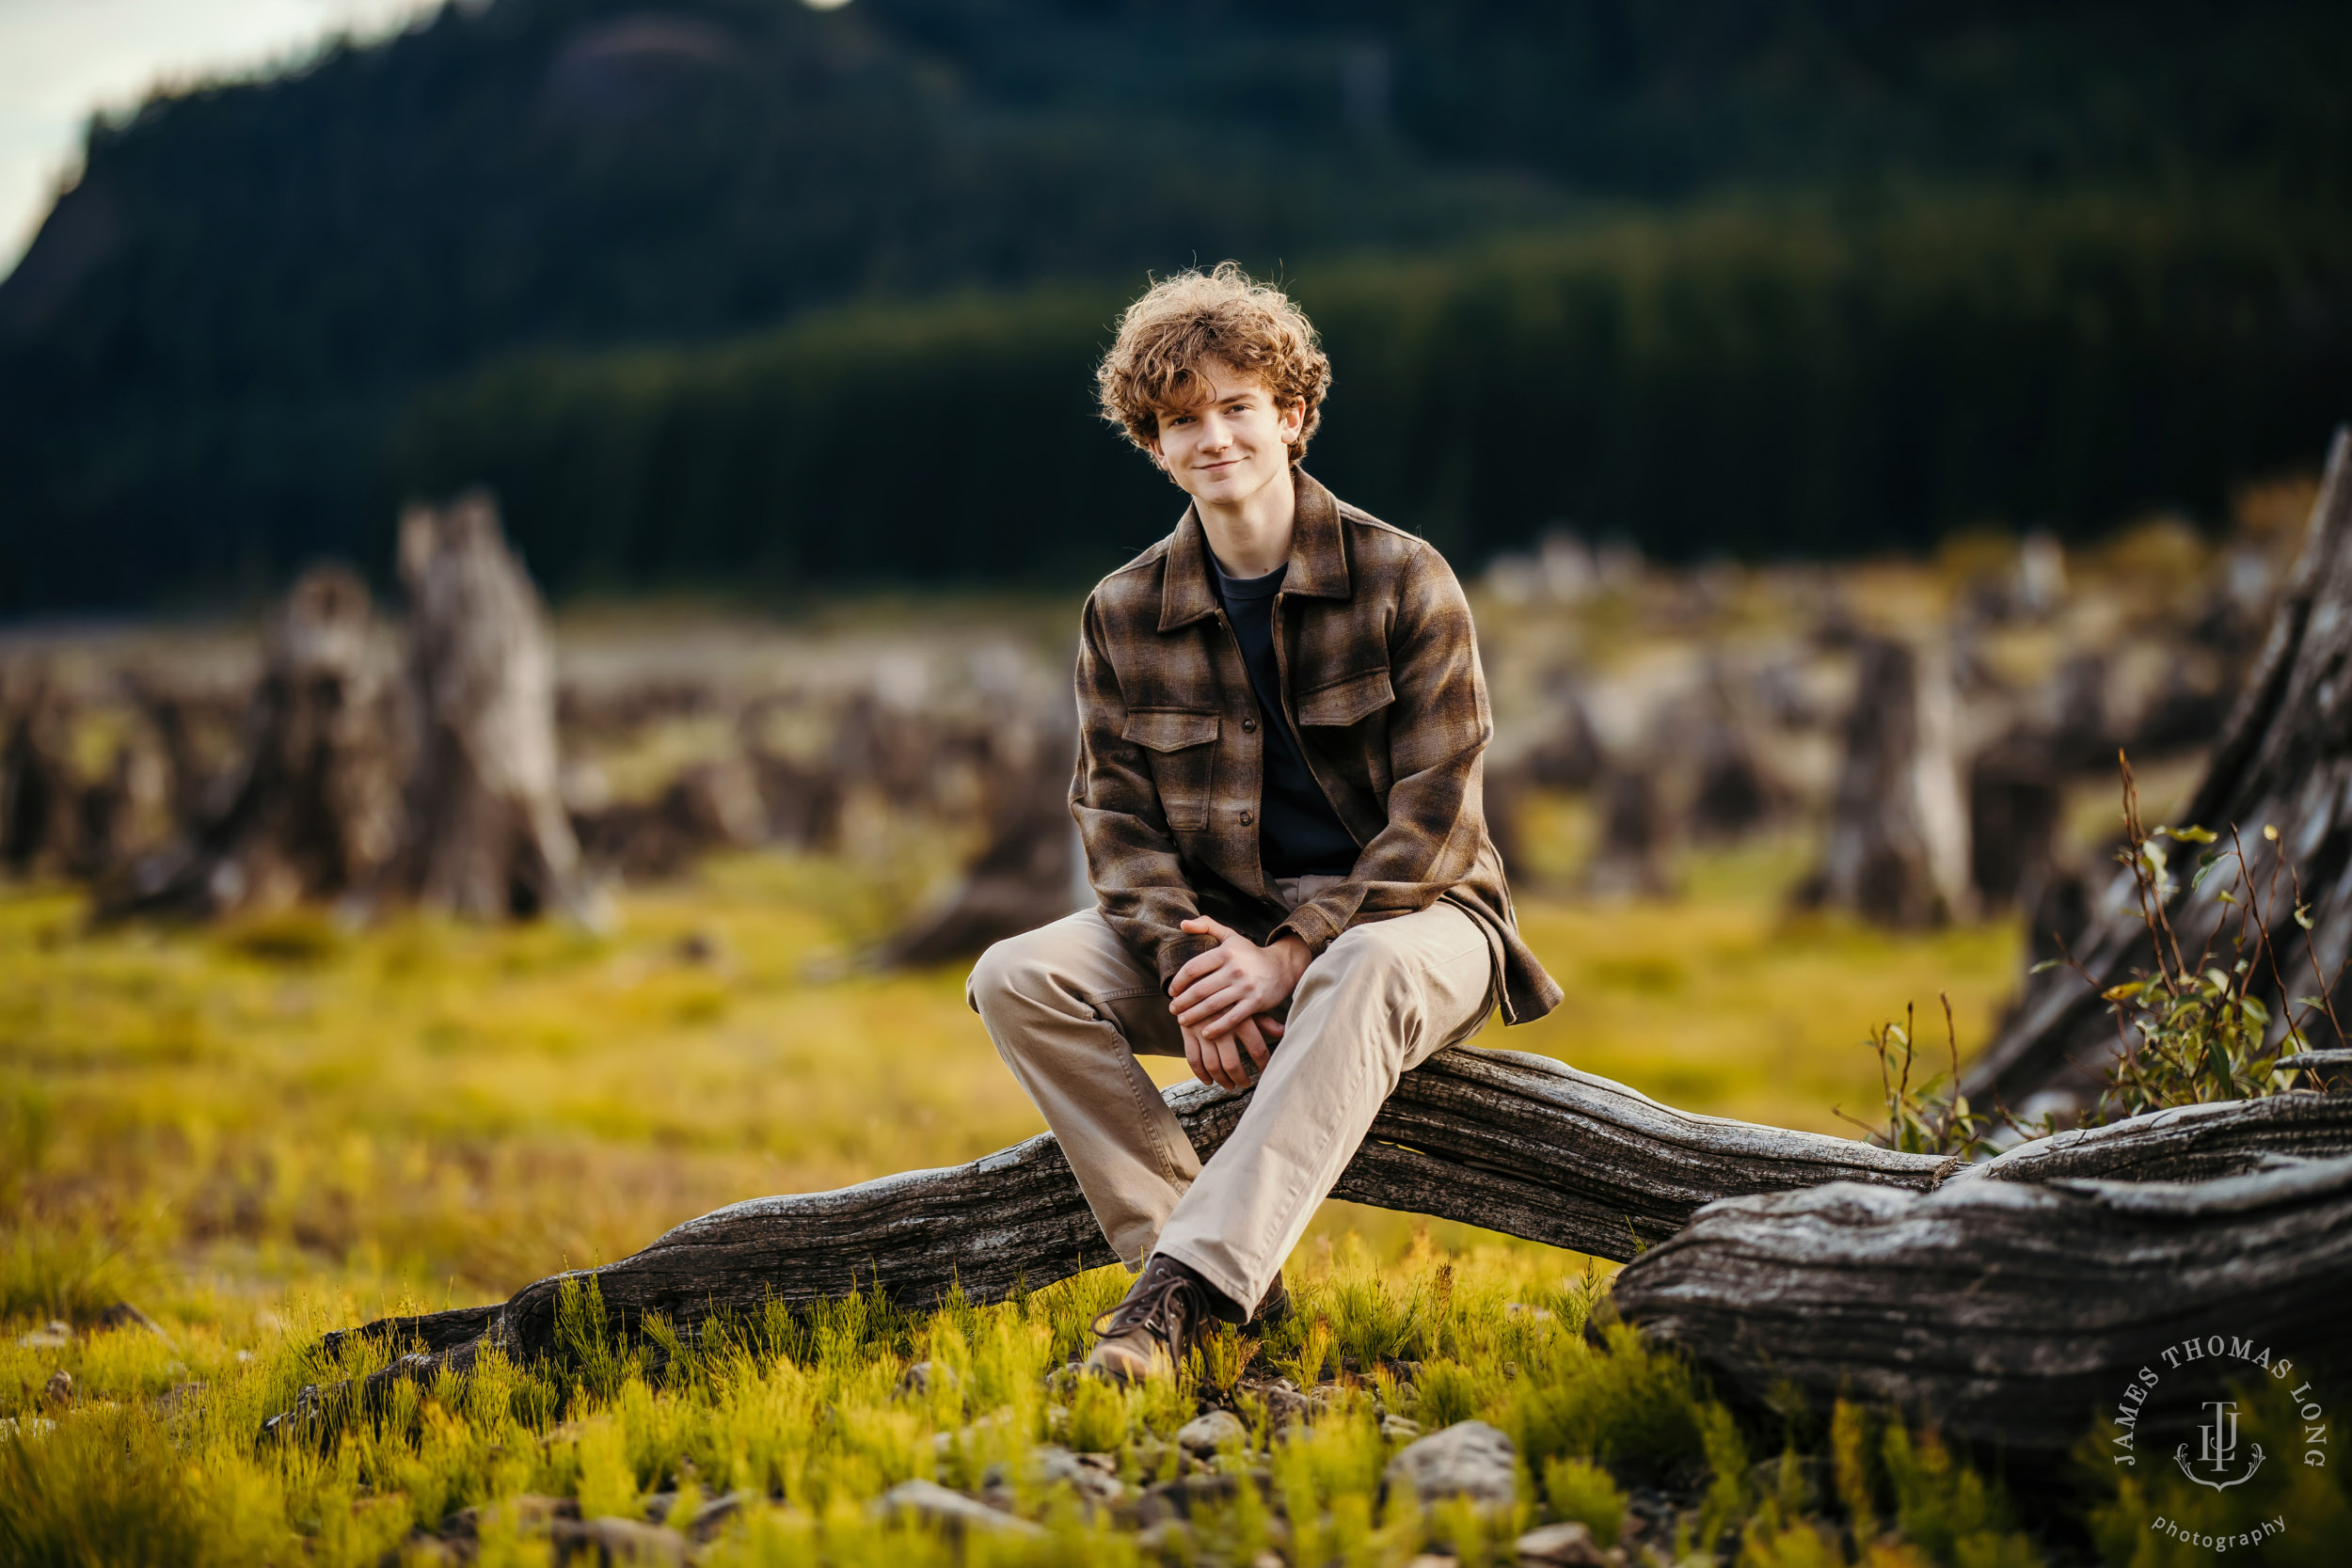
1;1229;2101;1568
1;840;2099;1564
2;833;2018;1312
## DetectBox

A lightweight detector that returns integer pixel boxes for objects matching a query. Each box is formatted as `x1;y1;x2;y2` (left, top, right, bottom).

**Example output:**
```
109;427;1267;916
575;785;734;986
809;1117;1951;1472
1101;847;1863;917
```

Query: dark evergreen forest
2;0;2348;608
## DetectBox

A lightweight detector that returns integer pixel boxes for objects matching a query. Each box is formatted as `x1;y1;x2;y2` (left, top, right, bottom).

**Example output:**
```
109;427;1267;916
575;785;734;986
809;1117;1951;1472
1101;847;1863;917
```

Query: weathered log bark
285;1053;2352;1457
1611;1093;2352;1452
1794;637;1968;927
296;1046;1952;1400
112;567;406;917
1965;426;2352;1115
391;492;591;922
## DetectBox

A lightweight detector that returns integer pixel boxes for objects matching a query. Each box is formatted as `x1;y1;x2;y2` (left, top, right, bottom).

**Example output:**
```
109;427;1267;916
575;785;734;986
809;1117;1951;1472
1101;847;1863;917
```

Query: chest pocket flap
1295;669;1394;727
1122;709;1220;752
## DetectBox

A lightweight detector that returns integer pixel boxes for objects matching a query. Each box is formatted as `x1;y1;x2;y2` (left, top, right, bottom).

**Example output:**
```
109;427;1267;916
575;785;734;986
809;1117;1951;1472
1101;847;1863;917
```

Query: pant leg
1151;899;1495;1311
967;909;1198;1266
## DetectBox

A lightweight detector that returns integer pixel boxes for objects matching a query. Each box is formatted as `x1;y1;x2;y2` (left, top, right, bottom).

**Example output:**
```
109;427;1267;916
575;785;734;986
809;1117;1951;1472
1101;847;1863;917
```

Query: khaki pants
966;880;1494;1314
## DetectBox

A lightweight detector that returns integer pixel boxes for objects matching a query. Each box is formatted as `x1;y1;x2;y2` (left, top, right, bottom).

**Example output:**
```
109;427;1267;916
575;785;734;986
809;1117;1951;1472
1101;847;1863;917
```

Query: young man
969;263;1561;1380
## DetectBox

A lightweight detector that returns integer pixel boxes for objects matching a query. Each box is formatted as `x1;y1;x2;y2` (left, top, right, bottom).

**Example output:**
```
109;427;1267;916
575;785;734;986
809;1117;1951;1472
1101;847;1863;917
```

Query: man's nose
1199;415;1232;450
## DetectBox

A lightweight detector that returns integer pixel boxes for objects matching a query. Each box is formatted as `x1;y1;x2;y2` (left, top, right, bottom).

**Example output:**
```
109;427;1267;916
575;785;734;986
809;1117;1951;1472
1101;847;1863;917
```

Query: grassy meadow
6;829;2321;1564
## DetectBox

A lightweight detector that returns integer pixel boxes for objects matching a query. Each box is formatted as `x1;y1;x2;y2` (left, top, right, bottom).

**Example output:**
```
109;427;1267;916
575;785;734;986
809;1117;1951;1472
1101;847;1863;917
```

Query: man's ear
1280;399;1306;443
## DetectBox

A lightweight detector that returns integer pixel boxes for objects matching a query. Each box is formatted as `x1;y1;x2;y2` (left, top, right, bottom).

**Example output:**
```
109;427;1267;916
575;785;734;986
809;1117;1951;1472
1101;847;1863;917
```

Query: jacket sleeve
1267;546;1492;956
1071;592;1220;987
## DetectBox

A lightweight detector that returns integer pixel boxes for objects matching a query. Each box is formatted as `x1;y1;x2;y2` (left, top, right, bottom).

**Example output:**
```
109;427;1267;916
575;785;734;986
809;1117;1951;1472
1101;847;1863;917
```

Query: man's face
1149;360;1305;511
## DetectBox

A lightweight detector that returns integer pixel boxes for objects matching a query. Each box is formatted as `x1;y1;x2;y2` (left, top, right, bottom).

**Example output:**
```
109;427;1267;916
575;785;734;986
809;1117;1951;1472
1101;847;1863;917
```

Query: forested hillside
3;0;2348;607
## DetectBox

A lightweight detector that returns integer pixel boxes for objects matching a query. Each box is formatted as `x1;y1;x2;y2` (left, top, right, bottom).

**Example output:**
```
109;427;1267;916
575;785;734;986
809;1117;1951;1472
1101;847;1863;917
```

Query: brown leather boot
1084;1256;1222;1384
1248;1271;1294;1330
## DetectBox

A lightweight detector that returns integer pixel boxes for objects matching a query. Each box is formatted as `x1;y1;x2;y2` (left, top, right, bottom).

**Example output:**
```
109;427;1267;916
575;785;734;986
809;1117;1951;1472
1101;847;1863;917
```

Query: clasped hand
1168;915;1311;1089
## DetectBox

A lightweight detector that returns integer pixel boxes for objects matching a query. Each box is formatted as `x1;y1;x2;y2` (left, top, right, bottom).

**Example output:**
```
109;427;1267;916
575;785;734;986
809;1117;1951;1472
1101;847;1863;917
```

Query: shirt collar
1157;469;1352;632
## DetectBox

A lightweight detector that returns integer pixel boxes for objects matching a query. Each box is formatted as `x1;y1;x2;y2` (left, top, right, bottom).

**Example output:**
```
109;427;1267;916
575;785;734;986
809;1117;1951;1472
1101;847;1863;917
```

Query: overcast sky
0;0;440;271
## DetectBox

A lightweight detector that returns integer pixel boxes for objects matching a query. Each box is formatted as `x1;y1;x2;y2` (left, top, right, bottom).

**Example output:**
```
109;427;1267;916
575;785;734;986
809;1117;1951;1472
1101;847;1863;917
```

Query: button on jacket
1071;471;1564;1025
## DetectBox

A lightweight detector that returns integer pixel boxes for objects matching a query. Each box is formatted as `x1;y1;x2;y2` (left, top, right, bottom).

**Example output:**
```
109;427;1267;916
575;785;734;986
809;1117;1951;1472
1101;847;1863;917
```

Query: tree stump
391;491;592;922
870;717;1084;968
1965;729;2065;913
113;566;406;917
0;663;85;878
1580;762;1676;899
1965;426;2352;1114
1794;637;1968;927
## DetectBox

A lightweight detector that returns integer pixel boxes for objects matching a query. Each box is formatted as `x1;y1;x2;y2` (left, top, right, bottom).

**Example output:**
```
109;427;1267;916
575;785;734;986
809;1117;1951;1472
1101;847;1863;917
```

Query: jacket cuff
1268;897;1343;957
1155;929;1220;989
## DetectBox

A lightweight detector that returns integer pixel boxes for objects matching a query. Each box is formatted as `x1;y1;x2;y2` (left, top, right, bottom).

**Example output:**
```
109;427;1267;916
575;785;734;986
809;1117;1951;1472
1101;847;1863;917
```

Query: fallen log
284;1053;2351;1453
297;1047;1952;1395
1611;1096;2352;1451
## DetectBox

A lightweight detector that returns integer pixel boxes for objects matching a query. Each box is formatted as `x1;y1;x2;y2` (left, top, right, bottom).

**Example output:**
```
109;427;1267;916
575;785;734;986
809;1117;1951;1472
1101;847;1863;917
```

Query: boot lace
1090;1261;1208;1345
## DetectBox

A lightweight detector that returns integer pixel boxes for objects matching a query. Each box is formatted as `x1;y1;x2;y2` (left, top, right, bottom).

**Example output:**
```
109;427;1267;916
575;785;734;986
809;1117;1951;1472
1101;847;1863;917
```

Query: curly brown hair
1095;262;1332;467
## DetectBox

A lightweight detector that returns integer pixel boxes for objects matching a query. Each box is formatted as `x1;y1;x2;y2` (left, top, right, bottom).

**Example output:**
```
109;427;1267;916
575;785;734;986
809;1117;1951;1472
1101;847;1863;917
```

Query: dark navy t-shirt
1210;555;1361;878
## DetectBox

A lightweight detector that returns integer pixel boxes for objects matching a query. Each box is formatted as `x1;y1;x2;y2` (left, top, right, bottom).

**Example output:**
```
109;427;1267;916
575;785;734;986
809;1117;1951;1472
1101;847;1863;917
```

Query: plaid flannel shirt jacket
1071;472;1564;1025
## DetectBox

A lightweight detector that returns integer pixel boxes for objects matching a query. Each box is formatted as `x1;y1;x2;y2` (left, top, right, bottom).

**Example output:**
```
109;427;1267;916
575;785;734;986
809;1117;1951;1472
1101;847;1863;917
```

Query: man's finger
1257;1015;1285;1037
1169;965;1235;1011
1236;1020;1274;1072
1190;915;1237;942
1205;995;1258;1041
1214;1033;1248;1087
1175;983;1241;1027
1169;949;1224;992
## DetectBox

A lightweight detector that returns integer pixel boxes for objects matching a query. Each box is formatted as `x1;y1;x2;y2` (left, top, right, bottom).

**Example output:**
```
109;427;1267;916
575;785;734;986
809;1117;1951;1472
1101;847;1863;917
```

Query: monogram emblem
2174;1399;2265;1491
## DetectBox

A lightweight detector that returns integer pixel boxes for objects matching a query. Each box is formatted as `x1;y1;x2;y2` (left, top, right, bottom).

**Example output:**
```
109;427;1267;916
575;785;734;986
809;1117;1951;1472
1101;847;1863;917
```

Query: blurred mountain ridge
3;0;2350;609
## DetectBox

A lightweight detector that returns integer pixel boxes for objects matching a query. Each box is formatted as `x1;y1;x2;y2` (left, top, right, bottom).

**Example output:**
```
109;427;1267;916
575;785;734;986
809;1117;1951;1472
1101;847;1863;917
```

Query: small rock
1234;1375;1311;1427
1516;1520;1608;1565
1406;1557;1459;1568
872;1479;1044;1538
1138;1469;1269;1520
96;1301;172;1341
1384;1420;1518;1511
1176;1409;1248;1456
687;1490;753;1540
453;1495;579;1537
551;1514;685;1564
1134;1517;1196;1553
981;1444;1124;1510
42;1370;72;1409
17;1321;72;1350
155;1381;207;1418
396;1530;469;1566
1380;1414;1422;1442
1504;1303;1555;1323
898;1359;959;1398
